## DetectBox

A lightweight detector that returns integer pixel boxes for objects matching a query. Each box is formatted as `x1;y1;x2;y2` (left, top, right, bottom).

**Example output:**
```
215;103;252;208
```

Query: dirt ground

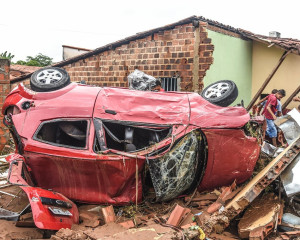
0;183;291;240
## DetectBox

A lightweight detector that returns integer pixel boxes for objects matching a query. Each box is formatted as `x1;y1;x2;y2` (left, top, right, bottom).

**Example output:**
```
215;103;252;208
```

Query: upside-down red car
1;67;260;230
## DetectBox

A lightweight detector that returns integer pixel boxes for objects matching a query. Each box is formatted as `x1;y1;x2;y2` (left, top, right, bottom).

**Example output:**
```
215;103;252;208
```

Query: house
1;16;300;150
10;65;41;80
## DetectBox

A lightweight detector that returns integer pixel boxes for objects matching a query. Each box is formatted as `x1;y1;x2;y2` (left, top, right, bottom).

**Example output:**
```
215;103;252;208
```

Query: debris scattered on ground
238;193;283;239
0;219;43;239
0;124;299;239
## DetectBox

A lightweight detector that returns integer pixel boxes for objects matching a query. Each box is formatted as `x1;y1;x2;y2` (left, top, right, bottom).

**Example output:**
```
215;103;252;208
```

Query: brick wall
64;21;214;92
0;21;215;149
0;59;11;152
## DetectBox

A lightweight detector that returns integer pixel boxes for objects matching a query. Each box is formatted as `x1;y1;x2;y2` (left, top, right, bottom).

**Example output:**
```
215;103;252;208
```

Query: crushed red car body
2;81;260;229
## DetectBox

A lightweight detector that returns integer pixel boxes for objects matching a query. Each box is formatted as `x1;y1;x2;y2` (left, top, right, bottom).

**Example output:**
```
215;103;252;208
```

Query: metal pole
246;50;290;111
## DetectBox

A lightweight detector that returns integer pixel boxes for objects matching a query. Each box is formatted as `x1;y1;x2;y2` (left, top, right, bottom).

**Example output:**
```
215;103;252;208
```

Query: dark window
94;119;171;153
35;120;88;148
160;77;180;91
260;93;268;100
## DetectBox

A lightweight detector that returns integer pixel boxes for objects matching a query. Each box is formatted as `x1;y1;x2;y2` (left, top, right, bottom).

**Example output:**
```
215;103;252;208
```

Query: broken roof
11;15;300;83
238;29;300;55
10;65;41;80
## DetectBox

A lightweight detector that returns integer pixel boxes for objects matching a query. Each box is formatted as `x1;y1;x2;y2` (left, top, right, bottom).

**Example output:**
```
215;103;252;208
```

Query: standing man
262;89;286;147
256;89;278;116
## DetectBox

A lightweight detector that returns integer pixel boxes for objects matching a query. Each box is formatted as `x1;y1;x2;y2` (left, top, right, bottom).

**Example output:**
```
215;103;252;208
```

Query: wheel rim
36;69;63;85
204;82;230;99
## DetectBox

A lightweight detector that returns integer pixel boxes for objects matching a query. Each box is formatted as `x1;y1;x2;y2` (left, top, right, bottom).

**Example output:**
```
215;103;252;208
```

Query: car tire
201;80;238;107
30;67;71;92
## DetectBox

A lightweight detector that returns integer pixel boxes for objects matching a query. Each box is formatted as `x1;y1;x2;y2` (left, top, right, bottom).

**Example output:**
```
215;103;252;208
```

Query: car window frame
93;118;172;153
33;118;90;150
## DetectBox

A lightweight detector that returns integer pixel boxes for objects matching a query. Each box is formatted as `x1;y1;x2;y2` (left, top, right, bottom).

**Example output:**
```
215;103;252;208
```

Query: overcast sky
1;0;299;63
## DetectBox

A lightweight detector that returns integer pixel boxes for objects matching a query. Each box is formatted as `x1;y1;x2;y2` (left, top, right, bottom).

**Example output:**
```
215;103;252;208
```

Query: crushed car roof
7;83;250;129
94;86;249;128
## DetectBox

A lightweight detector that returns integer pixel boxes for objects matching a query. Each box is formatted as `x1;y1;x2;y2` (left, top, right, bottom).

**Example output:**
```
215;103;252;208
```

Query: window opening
160;77;181;91
94;119;171;152
260;93;268;100
35;120;88;148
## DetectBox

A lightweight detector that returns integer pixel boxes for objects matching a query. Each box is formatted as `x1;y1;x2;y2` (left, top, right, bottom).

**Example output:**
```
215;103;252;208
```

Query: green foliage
15;60;27;65
0;51;15;60
16;53;53;67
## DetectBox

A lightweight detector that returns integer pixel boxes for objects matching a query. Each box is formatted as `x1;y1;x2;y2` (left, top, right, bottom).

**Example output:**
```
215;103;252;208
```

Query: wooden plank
227;136;300;210
198;136;300;234
246;50;290;111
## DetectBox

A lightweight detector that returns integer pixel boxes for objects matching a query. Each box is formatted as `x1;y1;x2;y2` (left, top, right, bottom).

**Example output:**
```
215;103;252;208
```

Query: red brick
100;205;116;223
181;222;196;229
166;204;191;227
119;220;135;229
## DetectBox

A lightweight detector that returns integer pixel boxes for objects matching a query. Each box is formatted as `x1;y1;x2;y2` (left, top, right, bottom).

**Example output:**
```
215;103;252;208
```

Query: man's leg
266;119;278;147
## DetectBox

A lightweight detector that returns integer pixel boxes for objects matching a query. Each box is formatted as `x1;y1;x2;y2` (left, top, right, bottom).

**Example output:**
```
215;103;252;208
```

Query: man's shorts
266;119;277;138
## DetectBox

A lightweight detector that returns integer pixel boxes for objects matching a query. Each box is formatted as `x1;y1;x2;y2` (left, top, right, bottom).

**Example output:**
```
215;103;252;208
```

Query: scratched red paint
2;82;260;230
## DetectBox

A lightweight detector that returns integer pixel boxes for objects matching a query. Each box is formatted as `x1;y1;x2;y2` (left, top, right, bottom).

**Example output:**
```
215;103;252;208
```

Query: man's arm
293;96;300;102
267;104;277;120
255;96;268;106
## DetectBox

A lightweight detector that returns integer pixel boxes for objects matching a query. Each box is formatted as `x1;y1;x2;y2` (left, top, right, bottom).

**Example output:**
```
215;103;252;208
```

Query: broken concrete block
180;212;195;227
119;220;135;229
238;194;283;239
166;204;191;227
79;210;100;228
100;205;116;223
207;182;236;214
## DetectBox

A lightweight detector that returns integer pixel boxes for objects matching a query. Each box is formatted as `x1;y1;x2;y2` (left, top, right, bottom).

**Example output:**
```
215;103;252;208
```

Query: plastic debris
128;69;157;91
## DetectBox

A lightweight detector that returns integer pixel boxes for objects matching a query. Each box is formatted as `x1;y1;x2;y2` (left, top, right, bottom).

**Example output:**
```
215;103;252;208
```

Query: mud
0;219;43;240
0;185;29;213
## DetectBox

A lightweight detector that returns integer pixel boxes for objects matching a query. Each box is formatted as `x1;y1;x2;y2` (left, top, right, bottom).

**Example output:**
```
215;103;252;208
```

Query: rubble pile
0;134;296;239
0;134;299;239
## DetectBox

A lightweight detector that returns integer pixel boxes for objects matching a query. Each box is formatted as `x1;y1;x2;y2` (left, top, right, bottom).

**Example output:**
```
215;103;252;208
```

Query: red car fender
7;155;79;230
20;186;79;230
198;129;260;191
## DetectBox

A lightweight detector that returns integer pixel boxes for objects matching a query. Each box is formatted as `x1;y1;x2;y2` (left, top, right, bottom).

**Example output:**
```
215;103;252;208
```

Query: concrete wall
203;29;253;106
252;42;300;109
63;47;90;60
